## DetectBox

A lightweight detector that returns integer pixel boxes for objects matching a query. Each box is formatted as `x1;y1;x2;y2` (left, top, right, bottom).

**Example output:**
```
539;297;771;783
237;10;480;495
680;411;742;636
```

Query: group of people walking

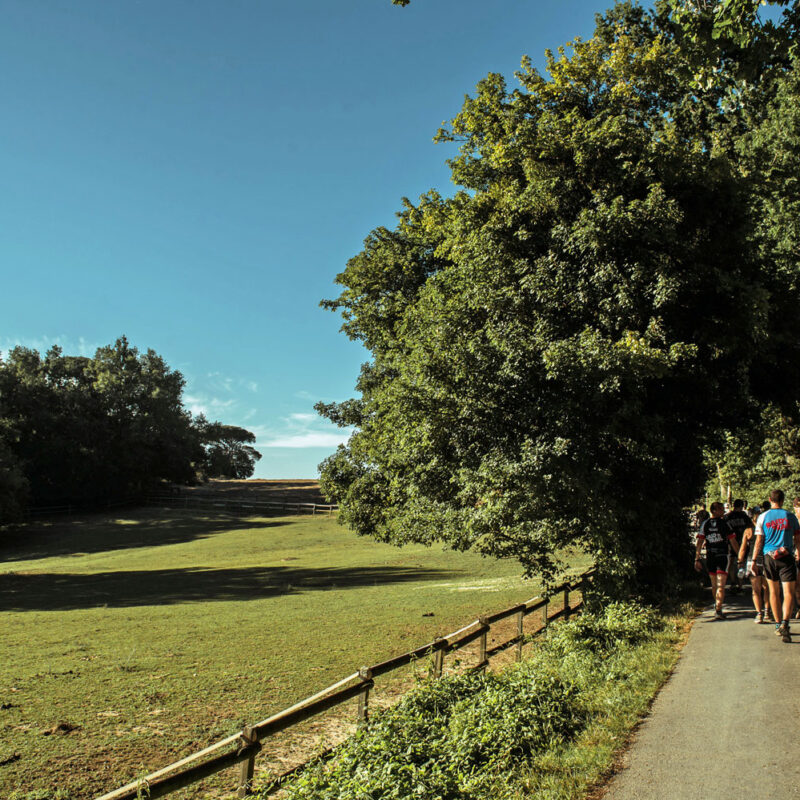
693;489;800;642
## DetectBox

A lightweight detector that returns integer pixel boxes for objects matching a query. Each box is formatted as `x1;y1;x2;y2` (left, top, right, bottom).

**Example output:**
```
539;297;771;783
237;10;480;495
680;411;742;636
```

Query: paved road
604;593;800;800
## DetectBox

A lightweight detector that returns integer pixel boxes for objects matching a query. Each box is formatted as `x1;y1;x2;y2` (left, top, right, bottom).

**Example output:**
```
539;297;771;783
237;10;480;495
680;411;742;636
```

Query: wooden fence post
357;667;372;725
563;585;571;620
237;726;257;798
515;609;524;662
477;617;488;671
433;638;445;678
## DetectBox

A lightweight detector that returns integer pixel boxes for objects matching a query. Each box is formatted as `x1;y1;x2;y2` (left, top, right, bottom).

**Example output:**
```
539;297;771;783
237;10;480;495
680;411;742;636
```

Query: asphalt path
604;592;800;799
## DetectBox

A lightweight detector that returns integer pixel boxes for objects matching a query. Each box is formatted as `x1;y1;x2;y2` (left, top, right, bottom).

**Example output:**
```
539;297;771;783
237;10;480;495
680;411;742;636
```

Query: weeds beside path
267;602;692;800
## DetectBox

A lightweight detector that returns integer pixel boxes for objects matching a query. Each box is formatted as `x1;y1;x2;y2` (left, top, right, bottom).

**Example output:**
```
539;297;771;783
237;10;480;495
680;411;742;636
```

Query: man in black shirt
724;499;753;593
695;502;740;619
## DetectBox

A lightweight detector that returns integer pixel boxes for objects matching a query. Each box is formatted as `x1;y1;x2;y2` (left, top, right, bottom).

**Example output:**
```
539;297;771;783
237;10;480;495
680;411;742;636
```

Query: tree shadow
0;565;460;612
0;510;289;564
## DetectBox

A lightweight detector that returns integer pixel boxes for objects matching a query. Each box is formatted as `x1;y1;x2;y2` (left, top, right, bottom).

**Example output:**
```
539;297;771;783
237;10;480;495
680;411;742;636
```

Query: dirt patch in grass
182;480;327;505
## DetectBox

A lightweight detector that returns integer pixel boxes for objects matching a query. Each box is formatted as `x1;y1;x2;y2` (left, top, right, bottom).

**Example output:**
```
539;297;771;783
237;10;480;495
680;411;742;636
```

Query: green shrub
546;601;662;657
272;602;664;800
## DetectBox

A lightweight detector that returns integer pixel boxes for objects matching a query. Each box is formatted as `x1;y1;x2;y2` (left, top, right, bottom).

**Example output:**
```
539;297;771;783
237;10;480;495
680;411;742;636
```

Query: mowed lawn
0;509;589;799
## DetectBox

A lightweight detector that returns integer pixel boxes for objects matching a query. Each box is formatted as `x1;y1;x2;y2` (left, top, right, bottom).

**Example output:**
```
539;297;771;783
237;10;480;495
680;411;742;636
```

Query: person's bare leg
781;580;796;623
764;581;772;618
795;583;800;617
751;574;764;613
767;579;783;624
710;572;726;612
716;572;727;610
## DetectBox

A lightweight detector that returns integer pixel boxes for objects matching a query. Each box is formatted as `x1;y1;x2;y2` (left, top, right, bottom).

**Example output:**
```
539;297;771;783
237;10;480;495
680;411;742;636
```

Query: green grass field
0;508;589;800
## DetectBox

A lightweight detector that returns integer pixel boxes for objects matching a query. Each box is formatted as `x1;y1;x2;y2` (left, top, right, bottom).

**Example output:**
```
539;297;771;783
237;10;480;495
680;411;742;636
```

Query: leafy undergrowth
266;602;684;800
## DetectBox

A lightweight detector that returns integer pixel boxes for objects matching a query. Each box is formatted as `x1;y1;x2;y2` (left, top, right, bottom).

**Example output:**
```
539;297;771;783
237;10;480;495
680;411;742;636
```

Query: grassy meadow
0;507;589;799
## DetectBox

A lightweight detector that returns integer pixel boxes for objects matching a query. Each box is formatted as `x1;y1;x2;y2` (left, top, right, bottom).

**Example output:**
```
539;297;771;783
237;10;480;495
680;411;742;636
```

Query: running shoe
715;607;725;620
778;622;791;643
755;611;765;624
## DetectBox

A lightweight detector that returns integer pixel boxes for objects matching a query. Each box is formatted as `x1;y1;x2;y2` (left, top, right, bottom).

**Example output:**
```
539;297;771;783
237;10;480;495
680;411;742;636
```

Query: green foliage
0;434;28;524
319;2;800;593
544;601;661;656
704;404;800;503
192;415;262;479
670;0;793;50
0;337;260;511
276;603;666;800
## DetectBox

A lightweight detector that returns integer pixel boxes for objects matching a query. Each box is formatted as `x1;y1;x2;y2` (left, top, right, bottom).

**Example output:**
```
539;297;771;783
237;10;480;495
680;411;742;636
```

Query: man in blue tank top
753;489;800;642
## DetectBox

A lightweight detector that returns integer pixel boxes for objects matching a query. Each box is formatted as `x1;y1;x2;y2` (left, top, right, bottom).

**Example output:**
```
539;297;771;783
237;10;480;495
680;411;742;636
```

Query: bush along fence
146;493;338;516
95;567;595;800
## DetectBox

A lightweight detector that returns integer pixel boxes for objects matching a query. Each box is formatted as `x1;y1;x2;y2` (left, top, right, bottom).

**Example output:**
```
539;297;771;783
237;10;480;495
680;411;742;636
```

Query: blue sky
1;0;627;478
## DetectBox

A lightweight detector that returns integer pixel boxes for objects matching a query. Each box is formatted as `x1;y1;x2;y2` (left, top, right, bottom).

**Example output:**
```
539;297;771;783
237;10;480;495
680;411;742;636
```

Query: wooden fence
22;494;336;520
146;494;338;516
95;567;595;800
26;498;142;518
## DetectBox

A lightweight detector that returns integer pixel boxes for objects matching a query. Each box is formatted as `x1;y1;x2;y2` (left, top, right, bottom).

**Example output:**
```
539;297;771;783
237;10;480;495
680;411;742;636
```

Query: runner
737;509;766;622
724;499;751;593
752;489;800;642
793;497;800;619
694;502;740;619
694;503;710;530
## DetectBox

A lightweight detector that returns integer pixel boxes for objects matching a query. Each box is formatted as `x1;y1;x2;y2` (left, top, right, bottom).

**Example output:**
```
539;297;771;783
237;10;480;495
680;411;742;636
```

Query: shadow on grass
0;510;290;564
0;565;459;611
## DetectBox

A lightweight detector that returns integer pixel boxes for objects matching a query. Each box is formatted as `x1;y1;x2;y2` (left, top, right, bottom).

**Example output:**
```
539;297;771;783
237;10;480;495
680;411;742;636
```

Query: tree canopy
0;338;262;522
194;416;262;479
319;1;800;591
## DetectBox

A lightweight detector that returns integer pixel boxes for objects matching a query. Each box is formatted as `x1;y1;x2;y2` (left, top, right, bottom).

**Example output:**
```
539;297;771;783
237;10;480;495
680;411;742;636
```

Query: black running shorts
706;553;729;575
764;553;798;583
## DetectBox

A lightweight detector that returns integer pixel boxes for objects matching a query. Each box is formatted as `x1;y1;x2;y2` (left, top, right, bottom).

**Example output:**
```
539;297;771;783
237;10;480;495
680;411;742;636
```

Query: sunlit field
0;508;589;799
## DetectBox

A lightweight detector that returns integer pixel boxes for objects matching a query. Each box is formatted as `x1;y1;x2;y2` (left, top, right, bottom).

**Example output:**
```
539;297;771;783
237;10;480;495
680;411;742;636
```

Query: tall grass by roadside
268;602;686;800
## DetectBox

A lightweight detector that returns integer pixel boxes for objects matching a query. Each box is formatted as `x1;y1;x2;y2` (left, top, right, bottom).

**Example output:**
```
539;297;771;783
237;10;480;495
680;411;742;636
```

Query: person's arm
738;528;752;563
752;516;764;560
694;529;705;571
728;533;740;559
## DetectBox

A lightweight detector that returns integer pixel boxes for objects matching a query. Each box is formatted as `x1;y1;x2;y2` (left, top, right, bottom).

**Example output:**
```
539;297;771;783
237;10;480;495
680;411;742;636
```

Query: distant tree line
0;337;261;523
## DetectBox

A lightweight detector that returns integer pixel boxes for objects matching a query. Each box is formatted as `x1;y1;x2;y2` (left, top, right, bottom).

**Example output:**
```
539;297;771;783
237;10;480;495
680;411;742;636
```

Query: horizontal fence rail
25;498;143;518
146;493;338;516
96;567;595;800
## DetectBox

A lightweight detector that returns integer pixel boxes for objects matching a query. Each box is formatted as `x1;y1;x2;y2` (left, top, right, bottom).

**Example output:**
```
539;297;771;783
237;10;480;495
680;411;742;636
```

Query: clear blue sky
1;0;628;478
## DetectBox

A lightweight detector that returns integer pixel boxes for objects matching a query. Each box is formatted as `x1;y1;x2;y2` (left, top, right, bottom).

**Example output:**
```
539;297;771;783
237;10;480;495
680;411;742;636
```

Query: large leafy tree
193;415;262;479
319;2;800;591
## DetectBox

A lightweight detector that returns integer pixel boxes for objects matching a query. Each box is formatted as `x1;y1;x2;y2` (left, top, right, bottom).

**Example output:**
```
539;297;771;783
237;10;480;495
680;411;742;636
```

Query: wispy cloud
261;431;351;449
257;408;354;450
290;412;318;423
183;394;236;417
0;335;100;358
